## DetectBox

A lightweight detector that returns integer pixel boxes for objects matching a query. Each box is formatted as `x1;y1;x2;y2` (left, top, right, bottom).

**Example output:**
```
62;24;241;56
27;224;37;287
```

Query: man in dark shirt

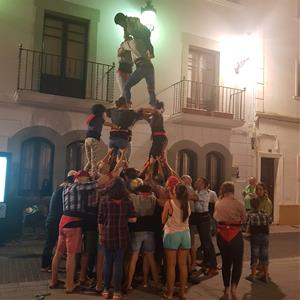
41;170;76;271
106;97;142;162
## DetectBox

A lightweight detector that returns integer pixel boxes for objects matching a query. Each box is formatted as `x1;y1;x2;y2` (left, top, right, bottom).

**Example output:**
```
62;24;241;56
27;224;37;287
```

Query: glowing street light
141;0;157;32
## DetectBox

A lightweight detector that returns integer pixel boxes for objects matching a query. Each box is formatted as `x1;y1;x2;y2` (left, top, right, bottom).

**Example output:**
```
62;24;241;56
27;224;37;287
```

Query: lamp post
141;0;157;32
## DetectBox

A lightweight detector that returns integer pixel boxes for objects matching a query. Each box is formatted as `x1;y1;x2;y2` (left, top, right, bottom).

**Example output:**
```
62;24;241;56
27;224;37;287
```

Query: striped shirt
63;181;97;217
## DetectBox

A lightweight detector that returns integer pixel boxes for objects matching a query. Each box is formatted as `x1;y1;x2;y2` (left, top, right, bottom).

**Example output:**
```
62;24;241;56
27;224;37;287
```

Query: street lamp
141;0;157;32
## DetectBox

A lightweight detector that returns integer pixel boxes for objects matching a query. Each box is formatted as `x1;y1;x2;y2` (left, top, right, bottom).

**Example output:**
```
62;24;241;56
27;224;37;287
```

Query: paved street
0;226;299;299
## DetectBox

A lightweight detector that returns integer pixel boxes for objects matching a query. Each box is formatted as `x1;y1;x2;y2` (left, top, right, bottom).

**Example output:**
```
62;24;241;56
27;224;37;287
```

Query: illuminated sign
0;155;8;203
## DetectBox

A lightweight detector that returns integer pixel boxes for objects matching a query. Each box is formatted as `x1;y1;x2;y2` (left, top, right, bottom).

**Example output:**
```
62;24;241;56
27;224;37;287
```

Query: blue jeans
250;233;269;266
103;248;125;293
109;137;128;157
123;62;157;106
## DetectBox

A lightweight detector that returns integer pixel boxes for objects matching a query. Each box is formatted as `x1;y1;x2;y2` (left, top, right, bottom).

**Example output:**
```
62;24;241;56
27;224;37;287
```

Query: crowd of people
41;159;273;300
40;12;274;300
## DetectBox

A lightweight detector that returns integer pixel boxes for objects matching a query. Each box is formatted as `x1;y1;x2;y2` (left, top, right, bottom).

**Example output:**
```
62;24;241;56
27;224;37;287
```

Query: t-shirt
214;197;246;224
243;184;256;210
129;193;157;232
258;196;273;217
194;190;210;213
86;115;105;141
107;108;142;139
150;111;165;133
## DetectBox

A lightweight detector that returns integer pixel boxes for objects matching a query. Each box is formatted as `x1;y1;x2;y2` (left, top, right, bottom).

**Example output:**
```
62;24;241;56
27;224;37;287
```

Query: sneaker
206;268;219;277
245;274;257;282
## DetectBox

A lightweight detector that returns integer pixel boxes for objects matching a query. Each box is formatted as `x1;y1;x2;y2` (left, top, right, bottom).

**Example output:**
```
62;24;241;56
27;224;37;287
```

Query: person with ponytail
162;179;191;300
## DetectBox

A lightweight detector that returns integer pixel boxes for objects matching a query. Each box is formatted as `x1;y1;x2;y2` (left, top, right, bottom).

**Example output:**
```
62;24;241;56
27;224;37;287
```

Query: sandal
102;289;110;299
162;292;173;300
113;292;122;300
49;279;65;289
65;284;80;294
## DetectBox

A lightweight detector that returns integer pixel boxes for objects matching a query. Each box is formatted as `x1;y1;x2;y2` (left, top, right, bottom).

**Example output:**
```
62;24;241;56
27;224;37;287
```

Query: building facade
0;0;299;237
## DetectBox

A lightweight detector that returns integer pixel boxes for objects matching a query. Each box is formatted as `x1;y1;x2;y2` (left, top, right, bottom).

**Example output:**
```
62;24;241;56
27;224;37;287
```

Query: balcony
16;45;115;112
163;80;245;129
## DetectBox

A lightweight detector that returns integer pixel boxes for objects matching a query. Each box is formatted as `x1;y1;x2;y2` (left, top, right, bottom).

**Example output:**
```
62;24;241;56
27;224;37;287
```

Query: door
206;151;224;194
187;47;219;110
261;157;275;217
40;13;88;98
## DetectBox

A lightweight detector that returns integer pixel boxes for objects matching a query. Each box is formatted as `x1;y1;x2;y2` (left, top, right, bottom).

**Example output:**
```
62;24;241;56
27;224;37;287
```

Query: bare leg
143;255;150;287
145;252;159;288
177;249;188;299
66;254;77;292
251;264;257;277
79;253;88;283
231;283;238;300
165;249;177;299
50;251;63;286
96;251;104;291
126;253;139;290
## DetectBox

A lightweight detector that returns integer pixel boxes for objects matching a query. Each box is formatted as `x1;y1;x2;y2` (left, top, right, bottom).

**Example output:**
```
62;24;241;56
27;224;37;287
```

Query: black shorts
149;135;168;158
82;229;98;255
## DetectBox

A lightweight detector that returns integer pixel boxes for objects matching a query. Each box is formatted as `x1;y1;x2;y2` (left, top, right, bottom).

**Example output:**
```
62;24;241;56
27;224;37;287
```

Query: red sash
137;192;151;196
152;131;166;137
217;224;241;242
59;215;81;231
85;114;95;124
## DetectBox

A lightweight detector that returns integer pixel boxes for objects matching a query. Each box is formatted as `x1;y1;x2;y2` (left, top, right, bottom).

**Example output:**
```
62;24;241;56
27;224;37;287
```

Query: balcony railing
17;45;115;102
169;80;245;120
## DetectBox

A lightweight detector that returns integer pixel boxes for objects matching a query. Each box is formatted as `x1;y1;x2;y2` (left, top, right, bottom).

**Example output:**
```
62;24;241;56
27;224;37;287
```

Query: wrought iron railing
17;44;115;102
160;79;246;120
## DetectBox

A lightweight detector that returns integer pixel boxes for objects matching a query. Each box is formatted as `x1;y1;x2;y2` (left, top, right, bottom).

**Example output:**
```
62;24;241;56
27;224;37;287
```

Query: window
187;47;219;110
66;141;86;173
177;149;197;181
206;151;224;193
19;138;54;196
40;13;89;98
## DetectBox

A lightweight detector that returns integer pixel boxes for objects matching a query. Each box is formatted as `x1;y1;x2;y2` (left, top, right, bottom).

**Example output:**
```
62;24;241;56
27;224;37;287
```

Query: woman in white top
162;183;191;300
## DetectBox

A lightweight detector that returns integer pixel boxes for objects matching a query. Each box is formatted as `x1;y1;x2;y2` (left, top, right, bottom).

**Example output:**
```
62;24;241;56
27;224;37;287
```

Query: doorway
260;157;275;218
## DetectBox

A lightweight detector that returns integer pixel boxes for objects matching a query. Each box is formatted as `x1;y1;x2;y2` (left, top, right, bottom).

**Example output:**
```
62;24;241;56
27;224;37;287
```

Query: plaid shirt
247;210;271;235
98;196;136;250
63;181;97;217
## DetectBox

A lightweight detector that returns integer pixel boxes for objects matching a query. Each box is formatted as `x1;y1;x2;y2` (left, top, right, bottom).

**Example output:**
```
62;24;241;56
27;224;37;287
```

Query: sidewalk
269;224;300;234
0;257;299;300
0;226;299;299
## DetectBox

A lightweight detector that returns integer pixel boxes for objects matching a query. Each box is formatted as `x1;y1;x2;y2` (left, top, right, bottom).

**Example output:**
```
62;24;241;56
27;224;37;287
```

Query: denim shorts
250;233;269;266
163;230;191;250
131;231;155;253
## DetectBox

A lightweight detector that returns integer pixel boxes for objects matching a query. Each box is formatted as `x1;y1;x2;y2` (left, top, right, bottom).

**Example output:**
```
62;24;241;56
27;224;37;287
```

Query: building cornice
256;112;300;124
205;0;243;10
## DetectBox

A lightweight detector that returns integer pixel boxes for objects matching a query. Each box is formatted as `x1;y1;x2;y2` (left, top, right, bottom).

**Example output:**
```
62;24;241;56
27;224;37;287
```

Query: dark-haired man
114;12;154;58
41;170;76;272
